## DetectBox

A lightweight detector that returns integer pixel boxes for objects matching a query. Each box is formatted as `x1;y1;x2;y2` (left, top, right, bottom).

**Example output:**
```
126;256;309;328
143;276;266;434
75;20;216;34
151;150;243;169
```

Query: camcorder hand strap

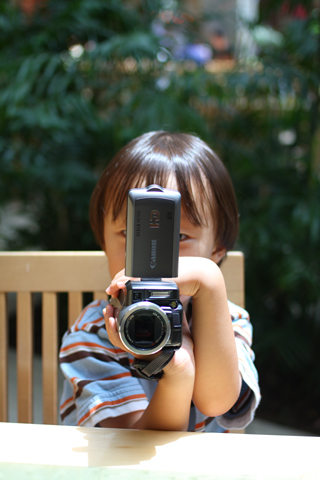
132;348;175;380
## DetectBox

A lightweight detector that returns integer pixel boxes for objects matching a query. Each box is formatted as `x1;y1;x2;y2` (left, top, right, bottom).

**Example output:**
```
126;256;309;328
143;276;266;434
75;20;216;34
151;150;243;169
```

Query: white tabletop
0;422;319;479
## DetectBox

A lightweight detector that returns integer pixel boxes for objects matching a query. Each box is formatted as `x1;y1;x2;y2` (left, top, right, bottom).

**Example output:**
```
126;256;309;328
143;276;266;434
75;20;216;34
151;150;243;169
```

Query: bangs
106;152;212;228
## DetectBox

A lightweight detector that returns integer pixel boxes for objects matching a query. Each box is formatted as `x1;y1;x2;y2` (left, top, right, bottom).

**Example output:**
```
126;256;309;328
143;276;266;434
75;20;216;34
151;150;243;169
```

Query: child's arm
173;257;241;417
105;255;240;425
102;299;195;431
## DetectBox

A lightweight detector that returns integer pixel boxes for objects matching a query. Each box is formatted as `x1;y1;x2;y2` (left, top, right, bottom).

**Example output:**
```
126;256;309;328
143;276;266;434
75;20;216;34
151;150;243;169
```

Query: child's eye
179;233;188;242
121;230;127;237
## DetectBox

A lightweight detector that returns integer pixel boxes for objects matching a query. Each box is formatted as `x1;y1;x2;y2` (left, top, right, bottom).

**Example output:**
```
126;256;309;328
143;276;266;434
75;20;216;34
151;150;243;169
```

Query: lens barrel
117;301;171;355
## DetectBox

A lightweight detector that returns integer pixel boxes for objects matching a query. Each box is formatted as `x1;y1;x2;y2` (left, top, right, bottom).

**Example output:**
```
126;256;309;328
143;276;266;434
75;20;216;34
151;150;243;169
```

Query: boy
59;131;260;431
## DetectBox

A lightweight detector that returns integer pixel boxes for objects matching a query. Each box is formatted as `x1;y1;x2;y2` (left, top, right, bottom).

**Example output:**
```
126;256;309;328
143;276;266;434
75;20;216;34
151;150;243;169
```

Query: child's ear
210;246;227;264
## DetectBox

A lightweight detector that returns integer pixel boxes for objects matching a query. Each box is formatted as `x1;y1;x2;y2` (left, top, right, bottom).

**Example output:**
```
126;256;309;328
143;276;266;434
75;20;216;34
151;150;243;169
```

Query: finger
182;311;190;331
106;275;140;296
106;281;127;297
103;306;122;348
112;269;125;281
104;304;114;320
103;305;116;333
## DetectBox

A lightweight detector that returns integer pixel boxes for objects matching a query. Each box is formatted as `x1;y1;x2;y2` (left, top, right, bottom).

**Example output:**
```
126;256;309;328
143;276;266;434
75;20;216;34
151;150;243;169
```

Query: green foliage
0;0;211;249
0;0;320;431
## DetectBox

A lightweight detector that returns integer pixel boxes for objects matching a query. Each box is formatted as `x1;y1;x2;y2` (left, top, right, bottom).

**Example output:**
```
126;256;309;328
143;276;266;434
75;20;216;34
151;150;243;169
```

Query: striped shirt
59;300;260;431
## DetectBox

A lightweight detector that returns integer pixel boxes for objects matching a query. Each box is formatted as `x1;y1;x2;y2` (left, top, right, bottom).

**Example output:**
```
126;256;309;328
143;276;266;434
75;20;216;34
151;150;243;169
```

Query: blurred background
0;0;319;434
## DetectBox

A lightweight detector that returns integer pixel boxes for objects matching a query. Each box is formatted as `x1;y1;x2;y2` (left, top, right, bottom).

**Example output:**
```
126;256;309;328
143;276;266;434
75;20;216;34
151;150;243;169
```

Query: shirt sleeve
59;300;149;427
216;301;261;430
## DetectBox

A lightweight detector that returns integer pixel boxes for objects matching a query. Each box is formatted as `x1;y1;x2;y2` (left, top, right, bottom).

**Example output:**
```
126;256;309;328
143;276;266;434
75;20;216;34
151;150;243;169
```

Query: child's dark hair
90;131;239;252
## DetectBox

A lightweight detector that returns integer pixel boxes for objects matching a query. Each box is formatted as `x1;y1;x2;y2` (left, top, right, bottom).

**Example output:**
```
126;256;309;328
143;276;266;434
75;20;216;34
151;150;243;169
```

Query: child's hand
103;269;134;354
162;313;195;380
105;268;133;299
103;269;195;379
169;256;222;298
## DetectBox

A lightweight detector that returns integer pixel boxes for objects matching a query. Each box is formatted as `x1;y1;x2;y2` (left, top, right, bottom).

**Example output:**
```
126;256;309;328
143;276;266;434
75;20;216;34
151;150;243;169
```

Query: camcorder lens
134;316;154;341
126;310;166;349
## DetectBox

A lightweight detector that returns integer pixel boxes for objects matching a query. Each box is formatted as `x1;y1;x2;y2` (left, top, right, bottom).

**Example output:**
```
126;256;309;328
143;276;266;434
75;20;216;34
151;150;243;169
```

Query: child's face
103;199;225;280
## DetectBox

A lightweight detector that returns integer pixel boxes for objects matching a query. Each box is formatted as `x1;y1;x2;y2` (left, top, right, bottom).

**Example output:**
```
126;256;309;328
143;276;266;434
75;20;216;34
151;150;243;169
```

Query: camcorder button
171;330;182;345
172;311;182;327
133;292;142;301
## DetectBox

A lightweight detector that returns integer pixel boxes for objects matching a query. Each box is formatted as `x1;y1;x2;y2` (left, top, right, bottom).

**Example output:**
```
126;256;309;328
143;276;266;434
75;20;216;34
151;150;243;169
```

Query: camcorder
111;185;183;357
